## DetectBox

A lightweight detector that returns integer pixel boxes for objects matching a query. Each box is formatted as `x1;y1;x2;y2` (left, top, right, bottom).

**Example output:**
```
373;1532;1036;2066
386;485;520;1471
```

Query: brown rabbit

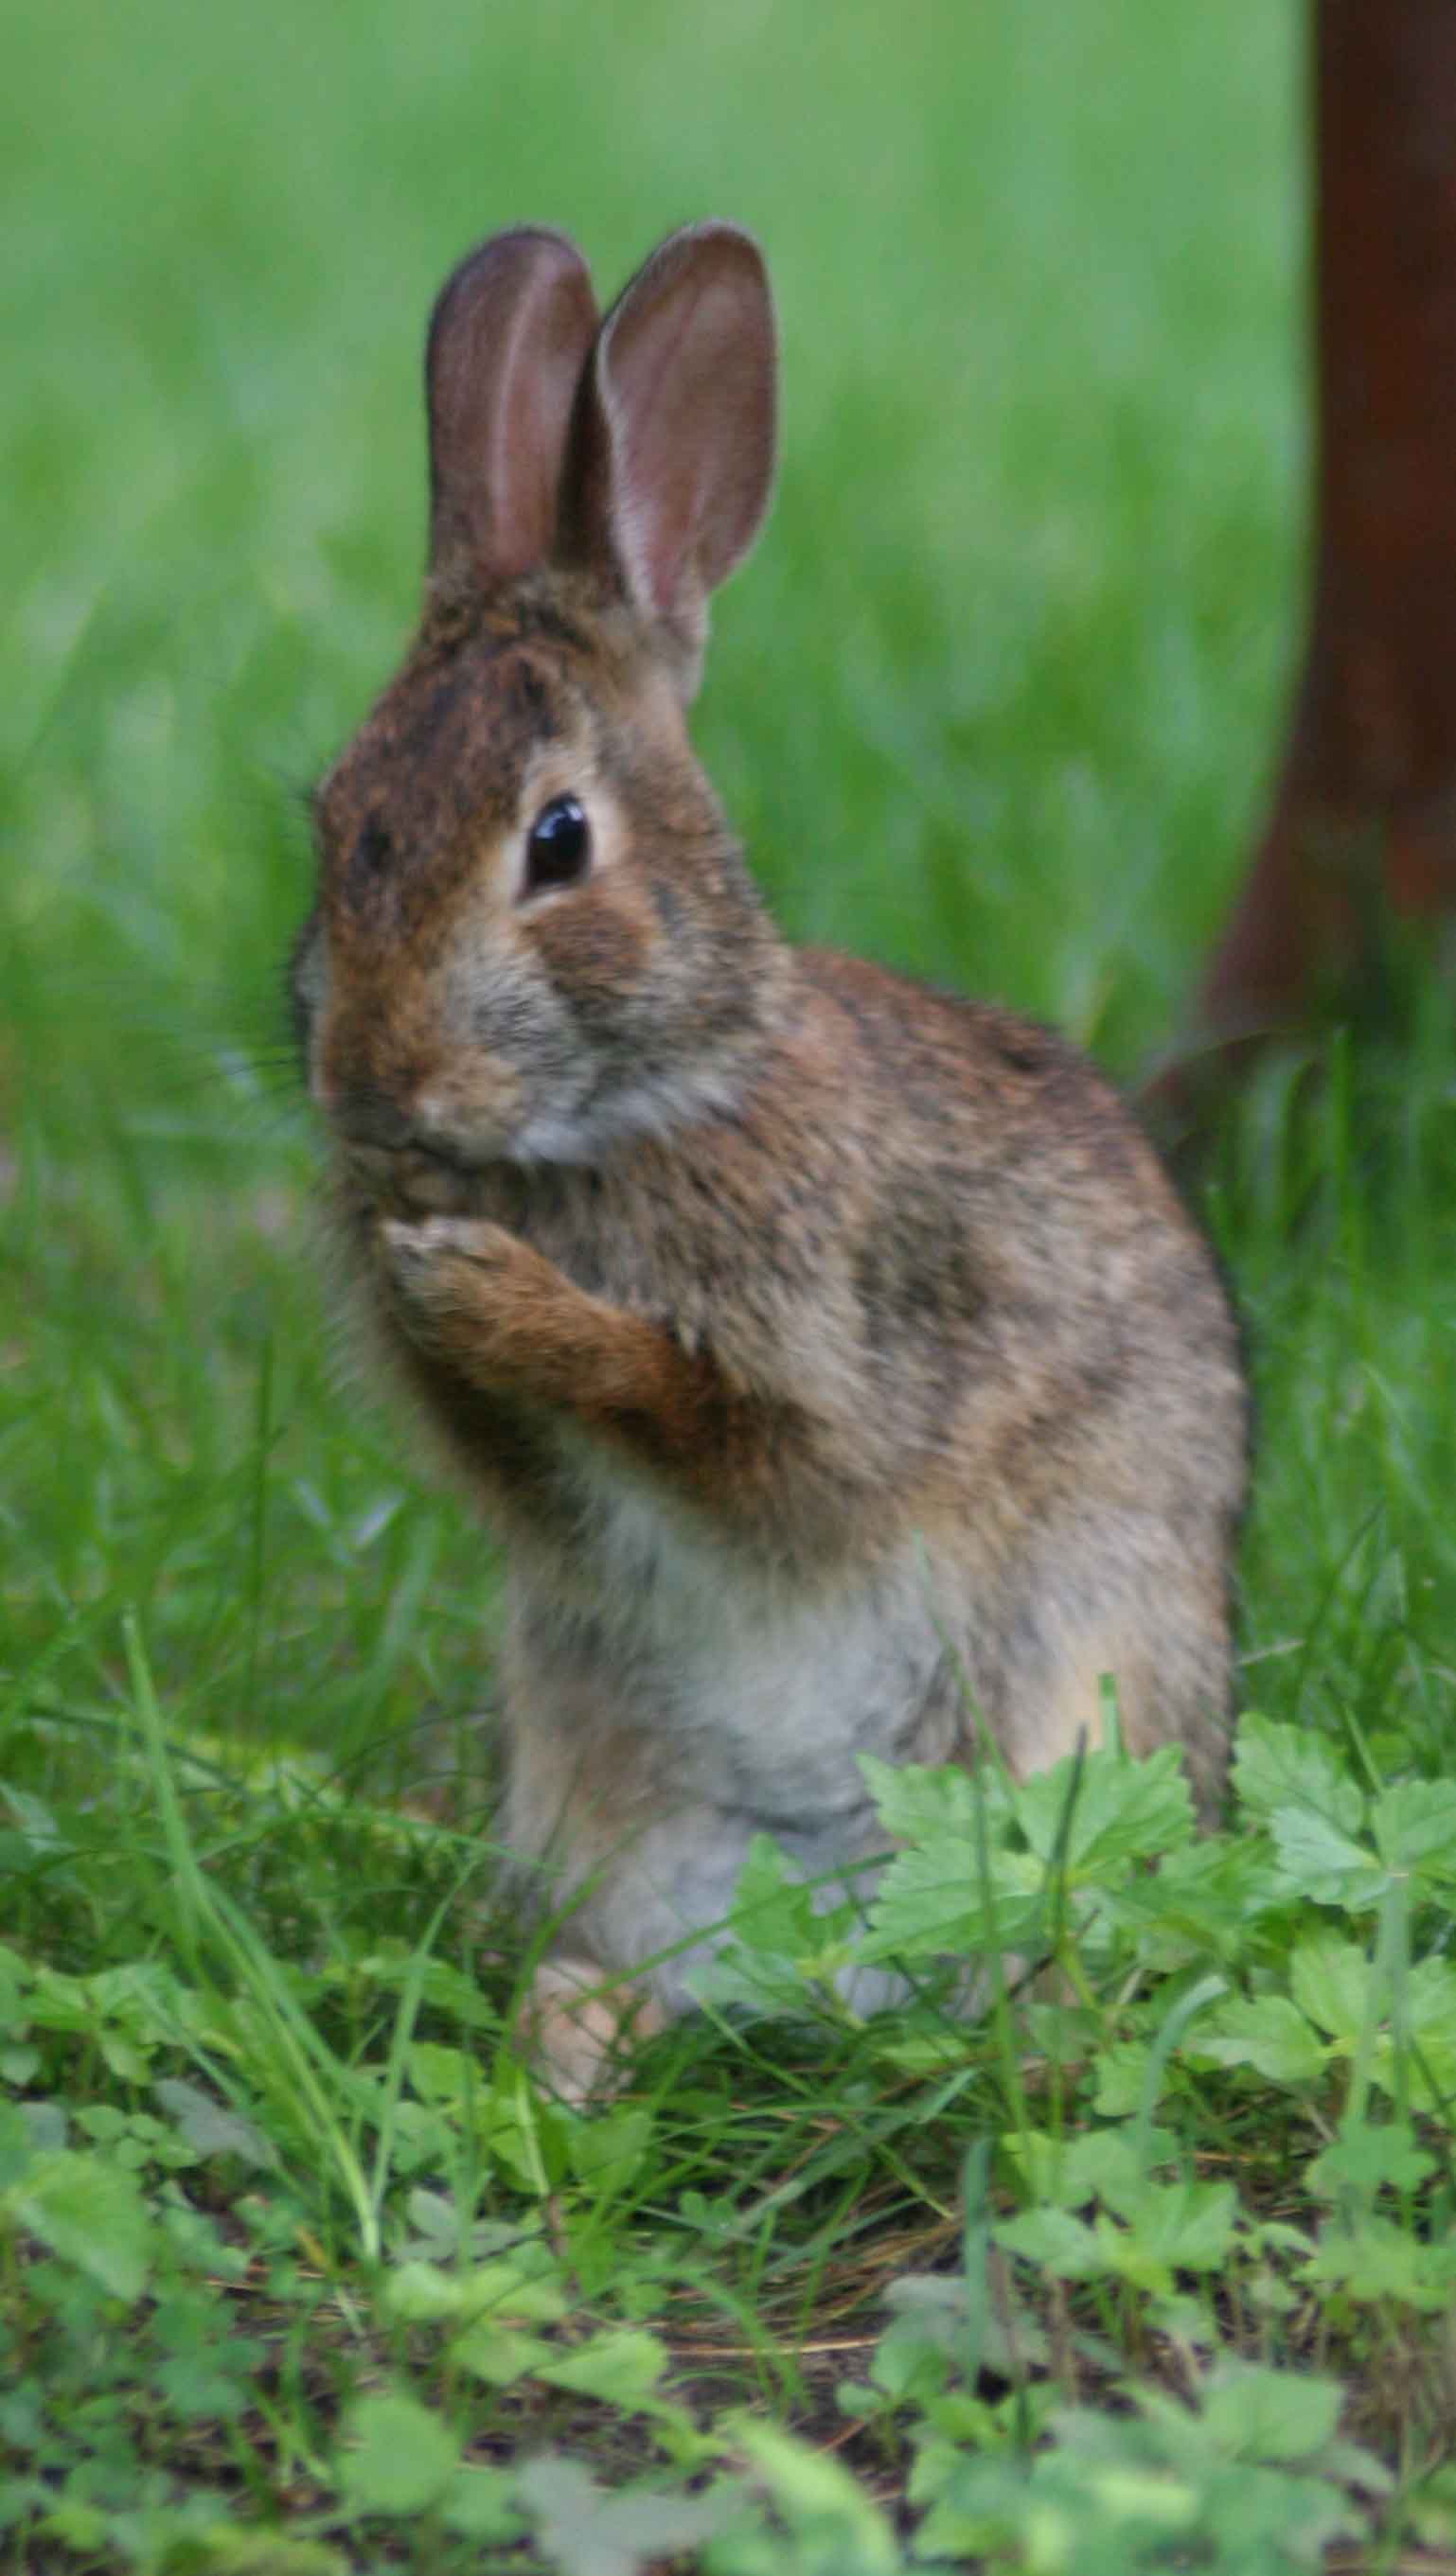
293;221;1247;2091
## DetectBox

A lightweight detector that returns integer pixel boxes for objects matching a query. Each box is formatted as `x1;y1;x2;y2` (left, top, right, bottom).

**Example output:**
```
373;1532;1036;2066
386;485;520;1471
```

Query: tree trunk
1194;0;1456;1056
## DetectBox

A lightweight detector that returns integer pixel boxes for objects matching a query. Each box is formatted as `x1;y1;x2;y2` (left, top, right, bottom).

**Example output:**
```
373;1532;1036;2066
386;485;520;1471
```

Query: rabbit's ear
425;228;598;587
572;223;776;660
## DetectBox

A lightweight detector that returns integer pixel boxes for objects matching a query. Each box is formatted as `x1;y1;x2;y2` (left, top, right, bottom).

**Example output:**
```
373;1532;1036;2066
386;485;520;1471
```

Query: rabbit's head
295;224;784;1191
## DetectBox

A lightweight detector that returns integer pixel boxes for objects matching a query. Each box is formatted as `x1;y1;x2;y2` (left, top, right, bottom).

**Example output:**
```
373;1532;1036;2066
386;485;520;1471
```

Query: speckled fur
293;223;1247;2078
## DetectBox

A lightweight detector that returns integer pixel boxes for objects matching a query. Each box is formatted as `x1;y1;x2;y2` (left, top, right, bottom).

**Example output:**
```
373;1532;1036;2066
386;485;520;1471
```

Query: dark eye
522;793;592;897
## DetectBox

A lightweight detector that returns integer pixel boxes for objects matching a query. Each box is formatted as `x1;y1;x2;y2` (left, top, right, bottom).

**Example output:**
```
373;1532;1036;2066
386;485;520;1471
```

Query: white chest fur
507;1447;951;1852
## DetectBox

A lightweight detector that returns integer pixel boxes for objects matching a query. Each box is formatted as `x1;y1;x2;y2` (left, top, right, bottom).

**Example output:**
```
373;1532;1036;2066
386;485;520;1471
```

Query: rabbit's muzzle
322;1075;499;1215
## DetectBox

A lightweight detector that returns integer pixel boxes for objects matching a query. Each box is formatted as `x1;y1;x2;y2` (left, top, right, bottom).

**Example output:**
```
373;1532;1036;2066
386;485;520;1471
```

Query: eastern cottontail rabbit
293;222;1247;2089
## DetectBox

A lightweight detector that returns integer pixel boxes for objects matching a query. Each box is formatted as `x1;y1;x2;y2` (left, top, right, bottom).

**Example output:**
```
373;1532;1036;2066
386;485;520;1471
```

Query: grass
6;0;1456;2567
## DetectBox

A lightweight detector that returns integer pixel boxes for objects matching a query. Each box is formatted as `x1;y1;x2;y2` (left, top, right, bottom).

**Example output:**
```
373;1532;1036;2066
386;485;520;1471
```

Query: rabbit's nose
329;1086;417;1152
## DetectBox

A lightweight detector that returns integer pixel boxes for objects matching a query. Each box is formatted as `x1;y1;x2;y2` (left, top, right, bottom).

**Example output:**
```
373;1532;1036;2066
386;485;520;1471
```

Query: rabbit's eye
522;794;592;897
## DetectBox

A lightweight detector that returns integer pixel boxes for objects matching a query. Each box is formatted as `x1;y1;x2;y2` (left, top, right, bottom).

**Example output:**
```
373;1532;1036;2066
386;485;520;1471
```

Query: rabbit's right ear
425;227;599;589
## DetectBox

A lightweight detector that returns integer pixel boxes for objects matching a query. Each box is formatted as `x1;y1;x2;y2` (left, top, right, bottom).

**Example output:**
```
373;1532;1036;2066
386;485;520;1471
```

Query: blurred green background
6;0;1339;1784
5;0;1300;1057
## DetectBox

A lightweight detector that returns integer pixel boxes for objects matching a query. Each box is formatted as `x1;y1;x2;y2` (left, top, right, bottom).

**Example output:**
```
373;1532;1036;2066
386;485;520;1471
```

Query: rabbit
292;221;1248;2093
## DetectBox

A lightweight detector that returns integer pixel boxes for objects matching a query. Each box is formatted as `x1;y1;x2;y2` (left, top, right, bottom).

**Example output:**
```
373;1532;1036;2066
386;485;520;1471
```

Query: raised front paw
378;1213;559;1368
376;1210;680;1425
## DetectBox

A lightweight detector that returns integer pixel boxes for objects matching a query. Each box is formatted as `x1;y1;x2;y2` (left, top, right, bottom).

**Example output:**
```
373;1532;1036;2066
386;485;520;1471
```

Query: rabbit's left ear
566;223;776;665
424;226;599;588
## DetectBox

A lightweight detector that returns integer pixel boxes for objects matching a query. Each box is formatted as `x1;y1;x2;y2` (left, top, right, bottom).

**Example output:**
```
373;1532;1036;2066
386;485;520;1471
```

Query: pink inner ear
425;229;598;588
588;224;777;630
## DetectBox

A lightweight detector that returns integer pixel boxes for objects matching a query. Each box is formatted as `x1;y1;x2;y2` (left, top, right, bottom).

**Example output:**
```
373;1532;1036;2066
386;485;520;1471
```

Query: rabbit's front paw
377;1211;693;1431
378;1213;559;1369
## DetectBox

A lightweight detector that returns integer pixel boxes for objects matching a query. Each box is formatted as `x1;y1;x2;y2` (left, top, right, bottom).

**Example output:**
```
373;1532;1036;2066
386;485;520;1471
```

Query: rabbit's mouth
343;1138;488;1220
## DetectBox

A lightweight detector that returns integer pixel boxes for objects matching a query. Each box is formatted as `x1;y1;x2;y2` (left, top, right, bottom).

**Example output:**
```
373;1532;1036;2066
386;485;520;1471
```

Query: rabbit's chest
516;1452;948;1819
